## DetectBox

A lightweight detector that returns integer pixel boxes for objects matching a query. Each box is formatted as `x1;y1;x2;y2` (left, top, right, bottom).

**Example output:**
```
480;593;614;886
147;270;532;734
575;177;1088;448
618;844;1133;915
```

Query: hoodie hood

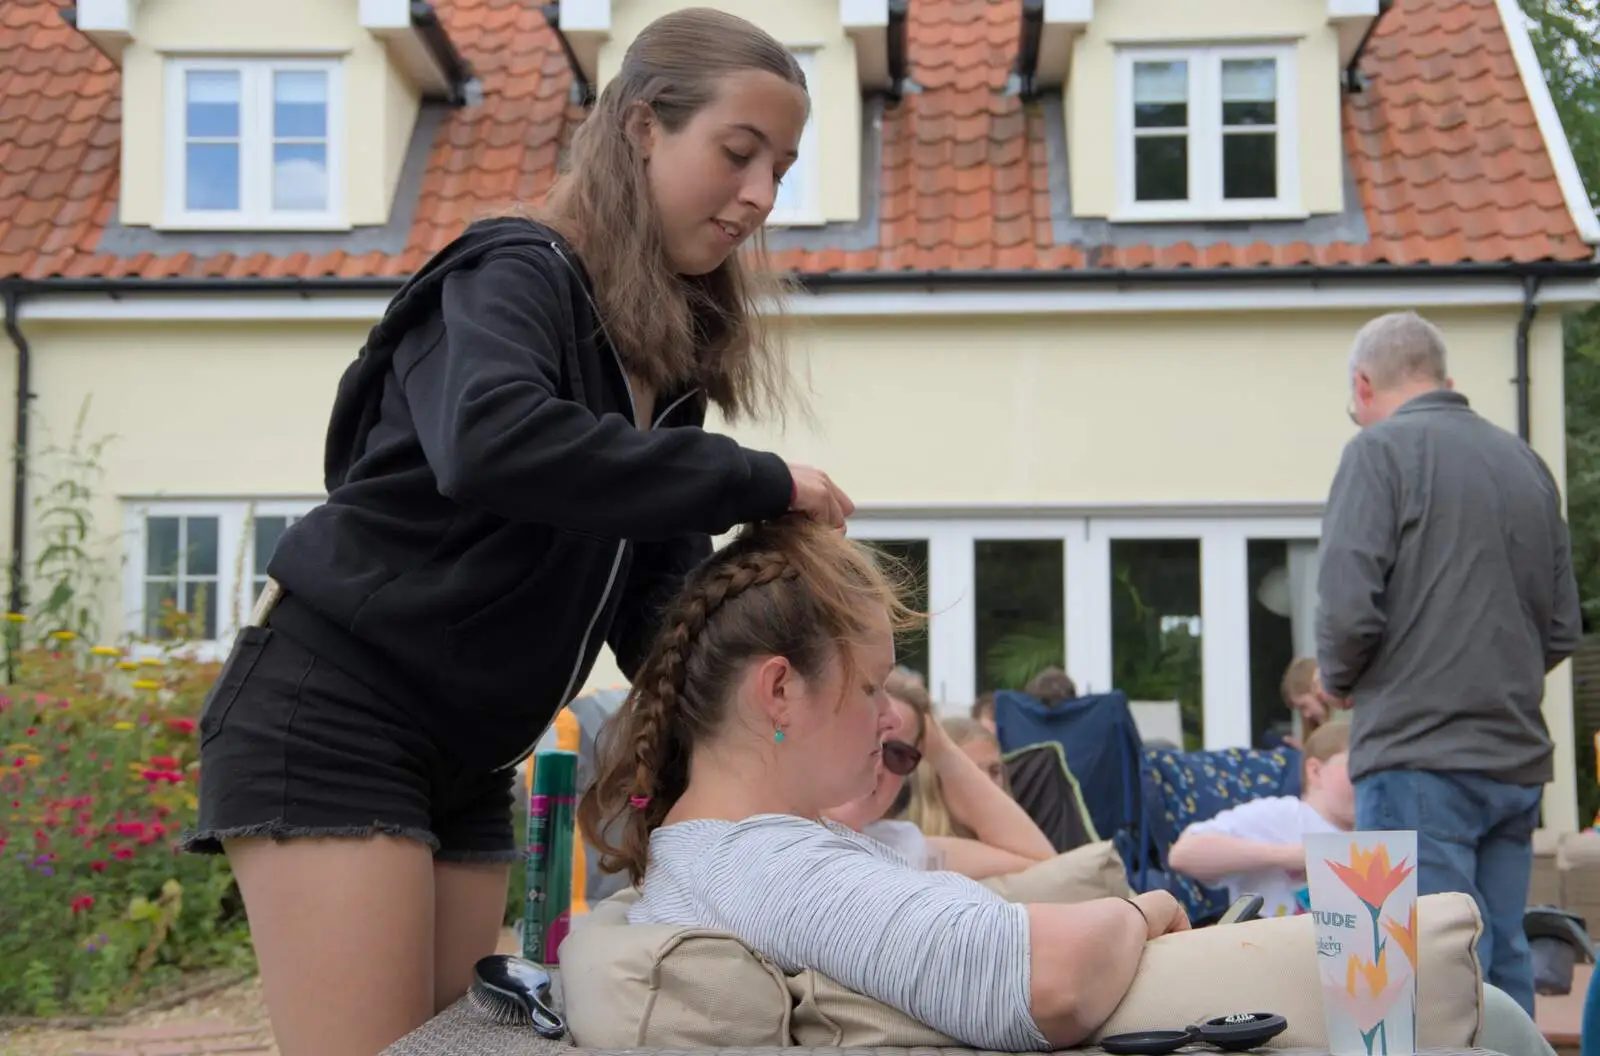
322;217;580;491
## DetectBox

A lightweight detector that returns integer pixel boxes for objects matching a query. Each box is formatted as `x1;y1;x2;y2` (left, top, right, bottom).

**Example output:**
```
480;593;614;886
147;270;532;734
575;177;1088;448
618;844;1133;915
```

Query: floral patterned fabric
1138;745;1304;923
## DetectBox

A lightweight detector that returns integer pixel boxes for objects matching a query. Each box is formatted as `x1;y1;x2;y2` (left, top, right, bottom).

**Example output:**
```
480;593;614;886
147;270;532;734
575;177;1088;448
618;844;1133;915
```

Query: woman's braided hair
577;516;919;886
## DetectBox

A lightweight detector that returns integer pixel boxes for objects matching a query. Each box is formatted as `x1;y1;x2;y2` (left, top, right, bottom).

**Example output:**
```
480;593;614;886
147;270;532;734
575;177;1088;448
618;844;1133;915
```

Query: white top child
1166;723;1355;918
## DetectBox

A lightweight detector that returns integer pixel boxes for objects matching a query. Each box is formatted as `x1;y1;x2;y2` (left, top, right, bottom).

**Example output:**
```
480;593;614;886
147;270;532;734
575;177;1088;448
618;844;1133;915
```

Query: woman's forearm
1027;899;1146;1046
928;836;1039;880
930;740;1054;860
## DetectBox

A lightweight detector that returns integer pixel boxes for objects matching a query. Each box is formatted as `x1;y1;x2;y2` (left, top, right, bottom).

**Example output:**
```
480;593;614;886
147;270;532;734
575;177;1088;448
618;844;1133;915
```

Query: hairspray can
534;749;579;966
521;755;552;964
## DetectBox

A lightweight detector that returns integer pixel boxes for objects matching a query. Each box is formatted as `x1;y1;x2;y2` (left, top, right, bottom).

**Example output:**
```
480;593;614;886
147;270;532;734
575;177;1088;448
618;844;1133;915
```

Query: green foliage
984;626;1067;693
1519;0;1600;210
27;396;119;647
0;415;252;1017
1520;0;1600;822
0;613;254;1016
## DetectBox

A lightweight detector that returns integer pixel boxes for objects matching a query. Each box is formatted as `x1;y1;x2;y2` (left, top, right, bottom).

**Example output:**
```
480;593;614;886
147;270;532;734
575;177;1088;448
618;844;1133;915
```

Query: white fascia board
14;277;1599;323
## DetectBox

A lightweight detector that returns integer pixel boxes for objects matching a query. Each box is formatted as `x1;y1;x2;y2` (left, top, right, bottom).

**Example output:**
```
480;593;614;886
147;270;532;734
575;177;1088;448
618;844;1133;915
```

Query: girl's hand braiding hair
786;463;854;528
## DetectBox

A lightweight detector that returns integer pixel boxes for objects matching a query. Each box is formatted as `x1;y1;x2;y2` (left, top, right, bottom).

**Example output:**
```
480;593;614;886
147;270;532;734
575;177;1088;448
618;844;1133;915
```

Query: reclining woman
825;668;1058;879
577;516;1191;1050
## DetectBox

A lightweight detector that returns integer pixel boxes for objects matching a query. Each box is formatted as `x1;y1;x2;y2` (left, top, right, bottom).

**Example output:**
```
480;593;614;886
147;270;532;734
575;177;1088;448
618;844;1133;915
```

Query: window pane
1248;539;1323;749
1134;136;1188;201
184;580;219;640
273;143;329;211
1110;540;1202;749
143;580;177;639
1223;133;1276;199
186;143;240;211
185;70;240;137
1222;59;1275;107
146;517;180;577
274;70;328;138
869;540;929;682
254;516;289;576
184;516;219;576
1133;61;1188;128
975;540;1065;695
1222;99;1276;126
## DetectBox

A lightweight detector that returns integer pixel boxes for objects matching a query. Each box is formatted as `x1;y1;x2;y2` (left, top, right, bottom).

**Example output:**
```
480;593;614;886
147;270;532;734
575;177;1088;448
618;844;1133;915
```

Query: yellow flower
49;630;77;641
112;721;134;731
90;645;121;657
117;661;139;671
131;679;161;691
4;612;26;623
138;657;165;668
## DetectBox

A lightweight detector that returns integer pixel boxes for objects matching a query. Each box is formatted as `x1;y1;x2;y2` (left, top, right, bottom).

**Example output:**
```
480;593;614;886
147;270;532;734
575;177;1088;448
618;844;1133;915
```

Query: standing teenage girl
179;9;847;1054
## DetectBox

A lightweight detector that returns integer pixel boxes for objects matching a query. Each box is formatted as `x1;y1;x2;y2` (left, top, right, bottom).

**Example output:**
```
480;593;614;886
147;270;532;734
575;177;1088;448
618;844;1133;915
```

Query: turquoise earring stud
774;729;785;744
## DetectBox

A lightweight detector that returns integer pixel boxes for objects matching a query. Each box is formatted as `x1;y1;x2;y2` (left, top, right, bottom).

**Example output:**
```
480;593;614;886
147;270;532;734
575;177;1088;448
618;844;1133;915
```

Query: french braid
576;516;917;887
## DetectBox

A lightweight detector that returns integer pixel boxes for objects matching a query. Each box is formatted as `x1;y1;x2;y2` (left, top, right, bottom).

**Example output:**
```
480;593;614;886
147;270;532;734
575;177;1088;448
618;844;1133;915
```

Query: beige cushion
980;840;1131;903
562;889;1483;1051
560;895;790;1049
787;970;957;1047
1090;890;1484;1050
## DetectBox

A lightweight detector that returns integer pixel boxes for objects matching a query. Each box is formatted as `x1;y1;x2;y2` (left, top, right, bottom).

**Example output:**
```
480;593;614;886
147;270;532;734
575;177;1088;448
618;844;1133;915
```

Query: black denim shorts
179;626;518;863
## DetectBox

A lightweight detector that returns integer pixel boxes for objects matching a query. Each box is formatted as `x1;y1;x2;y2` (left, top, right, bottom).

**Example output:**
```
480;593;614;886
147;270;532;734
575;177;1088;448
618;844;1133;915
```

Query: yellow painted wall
1068;0;1344;218
119;0;419;228
597;0;860;224
2;305;1578;826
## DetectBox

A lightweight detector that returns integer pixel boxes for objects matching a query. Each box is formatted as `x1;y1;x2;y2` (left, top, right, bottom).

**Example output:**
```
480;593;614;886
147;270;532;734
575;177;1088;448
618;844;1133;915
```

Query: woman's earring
774;728;785;744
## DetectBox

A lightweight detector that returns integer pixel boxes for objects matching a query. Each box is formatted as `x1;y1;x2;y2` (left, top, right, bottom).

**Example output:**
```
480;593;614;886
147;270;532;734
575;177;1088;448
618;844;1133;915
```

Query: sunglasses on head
881;739;922;777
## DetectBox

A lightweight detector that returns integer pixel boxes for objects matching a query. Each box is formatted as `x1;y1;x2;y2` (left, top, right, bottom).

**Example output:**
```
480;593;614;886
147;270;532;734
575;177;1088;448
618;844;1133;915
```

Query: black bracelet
1120;896;1150;930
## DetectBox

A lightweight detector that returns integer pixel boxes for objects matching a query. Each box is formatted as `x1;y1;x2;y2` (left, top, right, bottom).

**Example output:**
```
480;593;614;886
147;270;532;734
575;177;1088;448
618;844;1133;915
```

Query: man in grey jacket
1315;310;1582;1015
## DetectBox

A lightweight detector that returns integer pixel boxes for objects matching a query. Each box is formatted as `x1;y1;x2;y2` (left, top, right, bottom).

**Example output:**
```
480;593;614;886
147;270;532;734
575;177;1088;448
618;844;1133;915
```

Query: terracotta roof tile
0;0;1591;282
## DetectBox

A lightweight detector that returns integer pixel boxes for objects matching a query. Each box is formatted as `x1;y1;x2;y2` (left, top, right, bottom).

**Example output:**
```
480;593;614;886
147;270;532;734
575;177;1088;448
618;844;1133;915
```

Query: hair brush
466;954;567;1038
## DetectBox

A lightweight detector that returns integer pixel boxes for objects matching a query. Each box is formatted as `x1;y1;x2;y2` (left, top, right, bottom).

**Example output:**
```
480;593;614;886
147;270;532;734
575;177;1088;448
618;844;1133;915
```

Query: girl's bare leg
431;860;512;1012
226;835;436;1056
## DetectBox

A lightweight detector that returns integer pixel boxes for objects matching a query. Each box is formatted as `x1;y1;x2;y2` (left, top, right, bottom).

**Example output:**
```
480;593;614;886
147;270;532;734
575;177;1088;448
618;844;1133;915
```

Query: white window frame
1114;44;1302;223
121;498;320;659
162;57;347;231
847;513;1321;749
768;48;824;227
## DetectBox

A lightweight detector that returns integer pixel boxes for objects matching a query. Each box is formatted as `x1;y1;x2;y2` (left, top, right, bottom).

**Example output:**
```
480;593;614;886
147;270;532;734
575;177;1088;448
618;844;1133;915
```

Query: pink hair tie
629;795;652;809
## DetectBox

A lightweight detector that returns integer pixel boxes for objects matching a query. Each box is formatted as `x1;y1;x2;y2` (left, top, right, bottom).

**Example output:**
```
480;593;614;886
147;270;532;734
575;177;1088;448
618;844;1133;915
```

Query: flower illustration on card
1328;842;1415;957
1330;948;1409;1054
1328;844;1415;913
1382;903;1418;973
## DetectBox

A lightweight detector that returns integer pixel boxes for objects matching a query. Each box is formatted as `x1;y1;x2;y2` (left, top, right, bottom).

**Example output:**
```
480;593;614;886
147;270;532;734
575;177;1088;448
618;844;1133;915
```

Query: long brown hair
540;7;804;423
577;517;919;886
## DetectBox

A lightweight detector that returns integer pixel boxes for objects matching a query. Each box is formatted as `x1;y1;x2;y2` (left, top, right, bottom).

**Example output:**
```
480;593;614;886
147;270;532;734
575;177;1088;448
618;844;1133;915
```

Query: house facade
1;0;1596;825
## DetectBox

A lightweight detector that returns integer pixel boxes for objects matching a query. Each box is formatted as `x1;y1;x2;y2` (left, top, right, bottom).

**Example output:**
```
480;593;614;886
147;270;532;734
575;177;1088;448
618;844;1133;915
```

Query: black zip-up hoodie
265;217;793;770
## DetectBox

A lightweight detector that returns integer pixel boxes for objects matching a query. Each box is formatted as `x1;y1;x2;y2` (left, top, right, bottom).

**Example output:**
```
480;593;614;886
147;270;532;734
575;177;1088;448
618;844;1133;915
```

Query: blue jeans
1356;769;1543;1016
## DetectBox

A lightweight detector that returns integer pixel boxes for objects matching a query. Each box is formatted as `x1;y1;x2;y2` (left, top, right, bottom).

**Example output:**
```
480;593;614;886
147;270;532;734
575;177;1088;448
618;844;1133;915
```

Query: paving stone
89;1022;259;1042
72;1019;272;1056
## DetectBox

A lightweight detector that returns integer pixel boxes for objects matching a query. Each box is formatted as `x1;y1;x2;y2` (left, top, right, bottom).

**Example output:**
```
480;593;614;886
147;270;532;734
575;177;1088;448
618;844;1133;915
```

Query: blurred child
1166;723;1354;917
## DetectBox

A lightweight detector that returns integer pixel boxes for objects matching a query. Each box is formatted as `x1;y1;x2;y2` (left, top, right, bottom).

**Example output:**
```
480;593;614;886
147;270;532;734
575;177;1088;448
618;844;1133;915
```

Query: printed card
1303;831;1419;1056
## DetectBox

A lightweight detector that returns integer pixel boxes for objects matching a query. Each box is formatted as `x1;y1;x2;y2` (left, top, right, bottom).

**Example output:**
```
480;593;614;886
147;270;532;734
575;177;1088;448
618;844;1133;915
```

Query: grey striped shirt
629;814;1047;1051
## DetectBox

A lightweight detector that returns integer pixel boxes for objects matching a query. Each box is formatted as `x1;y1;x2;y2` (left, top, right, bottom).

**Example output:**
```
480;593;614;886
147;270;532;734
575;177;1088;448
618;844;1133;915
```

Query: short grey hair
1348;311;1449;389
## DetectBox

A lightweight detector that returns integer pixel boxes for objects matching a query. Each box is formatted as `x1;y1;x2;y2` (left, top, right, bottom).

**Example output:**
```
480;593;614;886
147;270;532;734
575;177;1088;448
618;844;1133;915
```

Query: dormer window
162;58;345;230
1115;44;1300;221
769;49;823;227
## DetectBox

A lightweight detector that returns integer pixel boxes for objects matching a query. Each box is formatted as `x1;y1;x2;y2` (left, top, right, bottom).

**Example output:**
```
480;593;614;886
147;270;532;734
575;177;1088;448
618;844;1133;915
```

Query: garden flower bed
0;618;255;1017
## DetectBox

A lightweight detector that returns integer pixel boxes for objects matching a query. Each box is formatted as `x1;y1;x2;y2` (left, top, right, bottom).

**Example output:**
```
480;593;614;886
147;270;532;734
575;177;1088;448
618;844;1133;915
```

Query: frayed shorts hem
179;821;449;856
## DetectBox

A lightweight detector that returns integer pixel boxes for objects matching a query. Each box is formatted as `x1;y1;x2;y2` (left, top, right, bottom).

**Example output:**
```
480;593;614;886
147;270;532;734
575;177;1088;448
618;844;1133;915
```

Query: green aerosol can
522;749;578;967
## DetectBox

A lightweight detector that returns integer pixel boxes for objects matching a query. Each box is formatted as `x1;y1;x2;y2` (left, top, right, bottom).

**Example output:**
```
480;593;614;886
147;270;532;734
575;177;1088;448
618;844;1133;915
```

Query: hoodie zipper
501;244;699;770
